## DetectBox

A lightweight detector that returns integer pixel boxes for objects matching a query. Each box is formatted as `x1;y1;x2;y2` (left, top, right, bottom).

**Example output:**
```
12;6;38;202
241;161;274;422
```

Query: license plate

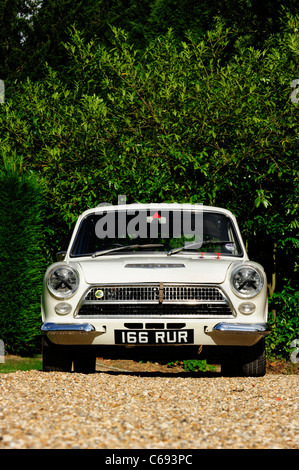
114;329;194;345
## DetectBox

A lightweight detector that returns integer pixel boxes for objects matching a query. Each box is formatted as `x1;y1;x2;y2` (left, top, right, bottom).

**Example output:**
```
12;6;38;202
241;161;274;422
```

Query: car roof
79;203;236;219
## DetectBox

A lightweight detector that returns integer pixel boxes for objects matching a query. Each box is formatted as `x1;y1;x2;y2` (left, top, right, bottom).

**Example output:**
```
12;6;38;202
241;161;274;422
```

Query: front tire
221;339;266;377
73;348;96;374
42;335;72;372
241;338;266;377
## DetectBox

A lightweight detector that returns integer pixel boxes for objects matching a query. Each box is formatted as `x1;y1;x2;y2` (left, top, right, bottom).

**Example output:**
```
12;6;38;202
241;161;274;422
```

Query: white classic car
41;203;271;376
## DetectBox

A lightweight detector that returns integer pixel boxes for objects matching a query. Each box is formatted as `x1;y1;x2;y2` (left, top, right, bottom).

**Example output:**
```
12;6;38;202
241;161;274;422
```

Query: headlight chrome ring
47;265;79;299
231;265;264;298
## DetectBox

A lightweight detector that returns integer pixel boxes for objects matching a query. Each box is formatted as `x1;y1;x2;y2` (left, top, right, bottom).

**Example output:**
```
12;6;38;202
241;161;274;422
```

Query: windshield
70;209;243;257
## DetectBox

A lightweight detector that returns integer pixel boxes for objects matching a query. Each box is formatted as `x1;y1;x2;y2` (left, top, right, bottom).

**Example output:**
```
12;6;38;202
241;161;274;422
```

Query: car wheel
73;348;96;374
240;338;266;377
42;335;72;372
221;339;266;377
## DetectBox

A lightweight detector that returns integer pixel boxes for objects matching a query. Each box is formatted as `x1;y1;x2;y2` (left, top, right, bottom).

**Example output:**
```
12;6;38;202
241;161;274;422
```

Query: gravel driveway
0;367;298;450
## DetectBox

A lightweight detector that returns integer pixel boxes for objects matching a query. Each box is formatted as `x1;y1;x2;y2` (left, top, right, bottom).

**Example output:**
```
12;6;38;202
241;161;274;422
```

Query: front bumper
208;322;271;335
41;322;96;332
41;322;105;345
204;322;271;346
41;321;271;347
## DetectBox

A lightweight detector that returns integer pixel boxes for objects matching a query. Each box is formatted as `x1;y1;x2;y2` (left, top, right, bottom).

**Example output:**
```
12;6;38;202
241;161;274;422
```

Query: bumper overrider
206;322;271;335
41;323;96;332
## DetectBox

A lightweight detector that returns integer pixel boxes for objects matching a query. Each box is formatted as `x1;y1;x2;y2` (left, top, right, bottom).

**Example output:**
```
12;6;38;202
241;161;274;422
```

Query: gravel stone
0;370;298;449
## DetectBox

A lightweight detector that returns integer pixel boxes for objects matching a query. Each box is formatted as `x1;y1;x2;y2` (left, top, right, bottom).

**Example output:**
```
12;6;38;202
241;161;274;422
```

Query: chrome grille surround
75;284;235;319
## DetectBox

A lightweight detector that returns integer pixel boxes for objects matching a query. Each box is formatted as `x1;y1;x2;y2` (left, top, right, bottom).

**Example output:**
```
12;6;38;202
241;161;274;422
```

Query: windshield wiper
167;240;233;256
92;244;164;258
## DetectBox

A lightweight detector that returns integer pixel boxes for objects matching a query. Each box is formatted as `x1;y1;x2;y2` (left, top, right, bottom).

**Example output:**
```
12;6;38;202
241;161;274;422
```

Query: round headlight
231;265;264;298
47;266;79;298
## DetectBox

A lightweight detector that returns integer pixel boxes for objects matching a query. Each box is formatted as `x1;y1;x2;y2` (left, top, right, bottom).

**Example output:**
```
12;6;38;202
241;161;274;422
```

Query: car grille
84;285;225;302
76;284;234;318
77;303;232;317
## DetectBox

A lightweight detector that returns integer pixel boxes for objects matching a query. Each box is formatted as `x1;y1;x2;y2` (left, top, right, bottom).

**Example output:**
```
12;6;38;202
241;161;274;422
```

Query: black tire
73;348;96;374
221;339;266;377
42;335;72;372
241;338;266;377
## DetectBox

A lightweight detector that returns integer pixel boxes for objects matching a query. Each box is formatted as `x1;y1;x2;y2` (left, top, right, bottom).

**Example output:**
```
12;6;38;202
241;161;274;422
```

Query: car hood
76;255;238;284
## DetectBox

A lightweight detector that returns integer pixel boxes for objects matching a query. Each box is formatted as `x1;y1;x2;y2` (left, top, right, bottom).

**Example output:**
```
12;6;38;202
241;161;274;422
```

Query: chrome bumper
212;322;271;335
41;322;96;333
41;322;105;345
204;322;271;346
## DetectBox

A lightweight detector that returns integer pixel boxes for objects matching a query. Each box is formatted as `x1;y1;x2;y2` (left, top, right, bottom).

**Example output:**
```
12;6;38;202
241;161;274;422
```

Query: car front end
41;204;270;375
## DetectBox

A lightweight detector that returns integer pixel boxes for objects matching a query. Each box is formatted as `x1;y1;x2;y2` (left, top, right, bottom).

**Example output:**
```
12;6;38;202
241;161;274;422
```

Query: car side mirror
56;251;66;261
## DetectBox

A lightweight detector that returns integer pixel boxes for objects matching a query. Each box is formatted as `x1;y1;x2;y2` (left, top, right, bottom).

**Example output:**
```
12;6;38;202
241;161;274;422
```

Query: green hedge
266;287;299;360
0;166;46;355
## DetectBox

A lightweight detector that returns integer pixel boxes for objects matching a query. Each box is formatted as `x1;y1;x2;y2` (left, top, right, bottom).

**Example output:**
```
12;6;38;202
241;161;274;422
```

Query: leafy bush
182;359;217;373
266;287;299;360
0;163;46;355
